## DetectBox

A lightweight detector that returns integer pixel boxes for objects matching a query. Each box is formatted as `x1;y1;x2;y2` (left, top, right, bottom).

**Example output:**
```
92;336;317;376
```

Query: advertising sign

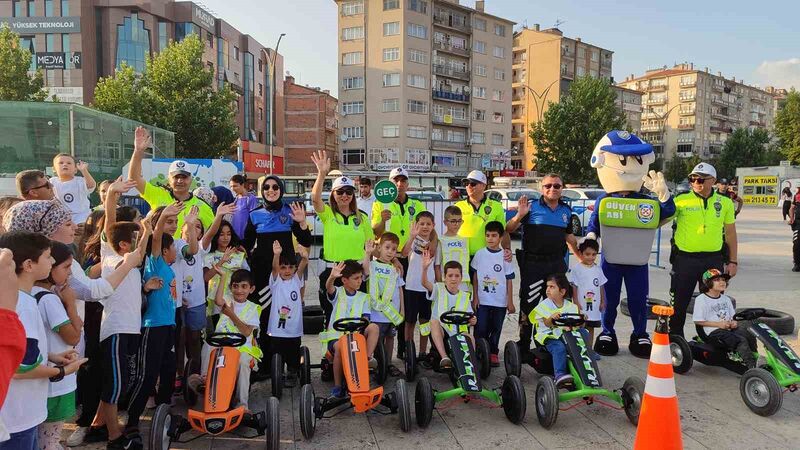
192;5;215;31
374;163;429;171
742;175;779;206
121;159;243;195
0;16;81;33
243;151;284;174
44;87;83;104
35;52;80;70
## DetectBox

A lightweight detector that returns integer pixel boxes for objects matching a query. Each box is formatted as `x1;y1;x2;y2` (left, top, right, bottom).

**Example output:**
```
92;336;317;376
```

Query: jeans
0;426;38;450
475;305;506;354
544;328;590;378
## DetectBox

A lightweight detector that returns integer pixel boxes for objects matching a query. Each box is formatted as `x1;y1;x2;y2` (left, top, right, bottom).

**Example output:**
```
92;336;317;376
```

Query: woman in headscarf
212;185;235;213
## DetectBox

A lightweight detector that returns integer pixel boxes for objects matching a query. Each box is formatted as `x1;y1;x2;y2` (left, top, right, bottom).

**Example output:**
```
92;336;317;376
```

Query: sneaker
67;427;90;447
330;386;346;399
793;265;800;272
368;357;378;369
106;435;142;450
439;357;453;369
83;426;109;445
555;374;573;388
489;353;500;367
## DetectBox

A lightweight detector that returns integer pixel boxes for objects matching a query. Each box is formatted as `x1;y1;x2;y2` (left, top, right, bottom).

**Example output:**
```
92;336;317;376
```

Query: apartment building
618;63;776;160
284;76;339;175
334;0;514;176
613;85;643;135
765;86;789;116
511;25;613;170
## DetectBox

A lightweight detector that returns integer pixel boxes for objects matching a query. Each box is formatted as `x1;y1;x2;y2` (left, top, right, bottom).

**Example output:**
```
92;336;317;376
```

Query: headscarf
258;175;285;211
212;186;235;212
2;199;72;237
193;187;215;207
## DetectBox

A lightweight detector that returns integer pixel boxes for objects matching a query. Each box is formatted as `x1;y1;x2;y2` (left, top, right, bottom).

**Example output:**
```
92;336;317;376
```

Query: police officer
670;163;738;337
454;170;508;257
716;178;743;216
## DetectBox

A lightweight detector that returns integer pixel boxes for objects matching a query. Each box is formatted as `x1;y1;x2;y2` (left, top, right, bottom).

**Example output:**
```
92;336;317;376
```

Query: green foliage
774;89;800;164
717;128;773;179
93;35;238;158
0;26;48;101
664;155;703;184
530;77;627;184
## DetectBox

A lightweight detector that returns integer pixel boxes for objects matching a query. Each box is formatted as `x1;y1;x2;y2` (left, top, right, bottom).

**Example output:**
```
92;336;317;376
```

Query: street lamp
261;33;285;174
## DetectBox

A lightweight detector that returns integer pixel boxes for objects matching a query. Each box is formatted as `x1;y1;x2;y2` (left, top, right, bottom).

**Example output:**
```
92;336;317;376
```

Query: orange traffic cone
633;305;683;450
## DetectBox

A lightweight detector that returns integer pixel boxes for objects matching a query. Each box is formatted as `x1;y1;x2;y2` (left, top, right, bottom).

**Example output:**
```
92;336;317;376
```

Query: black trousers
792;220;800;266
669;251;723;337
782;200;791;221
268;336;302;371
517;254;567;351
75;301;103;427
707;322;757;367
126;326;176;430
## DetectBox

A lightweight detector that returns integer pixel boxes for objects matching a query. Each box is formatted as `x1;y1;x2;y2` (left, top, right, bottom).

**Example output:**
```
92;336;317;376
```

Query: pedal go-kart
403;319;492;383
668;307;800;416
414;311;526;427
298;317;411;439
504;314;644;429
150;332;280;449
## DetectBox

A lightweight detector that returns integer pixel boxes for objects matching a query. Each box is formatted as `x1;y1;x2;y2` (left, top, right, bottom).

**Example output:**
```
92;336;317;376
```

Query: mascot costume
585;130;675;358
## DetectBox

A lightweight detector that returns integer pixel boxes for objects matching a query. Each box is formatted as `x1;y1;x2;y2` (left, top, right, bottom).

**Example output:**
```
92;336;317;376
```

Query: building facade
284;76;339;175
0;0;286;173
618;63;776;160
334;0;514;177
612;85;643;135
512;25;614;170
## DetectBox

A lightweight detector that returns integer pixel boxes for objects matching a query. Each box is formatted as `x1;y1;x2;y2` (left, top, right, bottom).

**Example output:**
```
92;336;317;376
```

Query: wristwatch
50;365;65;382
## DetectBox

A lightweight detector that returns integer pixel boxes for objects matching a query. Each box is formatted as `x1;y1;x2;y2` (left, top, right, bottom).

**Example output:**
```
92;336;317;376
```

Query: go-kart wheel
374;340;388;385
535;376;559;429
395;379;412;432
266;396;280;450
622;376;645;425
299;383;316;439
504;341;521;378
740;368;783;416
669;335;693;375
271;353;284;399
501;375;527;424
404;340;417;382
415;377;434;428
149;404;172;450
476;338;491;380
299;346;312;386
182;358;198;408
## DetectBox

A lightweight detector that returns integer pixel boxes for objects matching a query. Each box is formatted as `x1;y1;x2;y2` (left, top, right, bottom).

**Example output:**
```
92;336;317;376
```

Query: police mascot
584;131;675;358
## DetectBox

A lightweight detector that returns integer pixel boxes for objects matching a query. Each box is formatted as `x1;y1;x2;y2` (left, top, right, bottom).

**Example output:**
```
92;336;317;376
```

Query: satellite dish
341;110;347;116
340;133;349;142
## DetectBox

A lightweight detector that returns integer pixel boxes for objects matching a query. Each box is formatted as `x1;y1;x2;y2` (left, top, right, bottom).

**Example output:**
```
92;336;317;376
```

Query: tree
530;76;627;184
717;128;773;179
0;25;48;101
774;89;800;164
664;155;702;184
93;34;238;158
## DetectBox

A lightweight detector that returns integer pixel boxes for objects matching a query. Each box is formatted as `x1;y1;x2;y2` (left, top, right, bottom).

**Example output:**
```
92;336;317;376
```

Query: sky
200;0;800;96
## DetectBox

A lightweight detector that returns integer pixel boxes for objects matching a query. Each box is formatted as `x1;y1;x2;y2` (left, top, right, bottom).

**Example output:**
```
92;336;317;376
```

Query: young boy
471;221;515;367
323;260;379;398
364;233;405;377
268;241;309;377
402;211;437;367
568;239;607;353
0;232;86;450
420;252;475;369
693;269;757;369
50;153;97;224
435;206;470;290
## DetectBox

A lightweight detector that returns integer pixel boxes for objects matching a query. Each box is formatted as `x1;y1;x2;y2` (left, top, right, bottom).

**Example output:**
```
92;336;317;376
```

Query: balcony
642;112;660;119
432;115;470;128
561;47;574;58
677;123;695;129
677;136;695;143
432;89;470;104
679;95;696;102
647;83;668;92
433;40;470;58
433;14;471;33
680;79;696;87
641;124;662;132
601;59;612;69
644;136;663;145
561;67;574;79
678;107;695;116
751;95;768;104
710;125;733;133
431;140;470;151
749;120;767;127
712;81;725;91
432;64;470;81
646;97;667;105
677;150;695;158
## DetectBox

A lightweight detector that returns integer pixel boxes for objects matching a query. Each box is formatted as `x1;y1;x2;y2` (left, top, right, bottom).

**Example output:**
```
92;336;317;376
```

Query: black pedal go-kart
668;308;800;416
414;311;526;427
504;314;644;429
404;318;492;383
298;317;411;439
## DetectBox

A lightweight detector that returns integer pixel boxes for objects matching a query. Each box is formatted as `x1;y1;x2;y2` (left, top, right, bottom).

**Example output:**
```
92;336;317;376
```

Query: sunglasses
688;176;709;184
335;188;355;196
262;184;281;191
28;181;52;192
542;183;563;190
463;181;481;187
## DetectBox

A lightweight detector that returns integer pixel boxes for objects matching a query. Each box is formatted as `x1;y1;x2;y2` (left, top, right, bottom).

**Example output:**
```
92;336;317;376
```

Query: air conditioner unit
341;110;347;117
340;133;349;142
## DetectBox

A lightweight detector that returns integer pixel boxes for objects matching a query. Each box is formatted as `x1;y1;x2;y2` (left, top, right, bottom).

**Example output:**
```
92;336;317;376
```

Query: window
383;0;399;10
61;32;69;52
471;132;485;144
13;1;23;17
60;0;68;15
233;46;240;61
577;66;585;77
407;74;426;88
341;1;364;15
383;98;400;112
492;112;504;124
343;127;365;139
28;0;35;16
492;90;504;101
342;148;366;165
342;26;364;40
342;51;363;65
407;23;427;39
492;46;505;58
591;50;599;62
116;13;151;73
408;48;427;64
494;68;505;80
408;0;427;14
258;108;263;120
577;47;585;59
408;125;427;139
473;17;486;31
407;100;427;114
258;83;263;96
158;22;168;51
342;101;364;115
383;22;400;36
474;87;486;99
383;125;400;138
383;73;400;86
494;24;505;36
342;76;364;90
492;133;504;145
258;59;263;72
45;0;54;16
474;64;487;77
473;109;485;121
383;47;400;61
474;41;486;54
589;69;598;78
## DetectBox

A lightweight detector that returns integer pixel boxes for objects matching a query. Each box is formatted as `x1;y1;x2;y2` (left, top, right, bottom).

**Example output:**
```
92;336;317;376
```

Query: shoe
419;352;433;370
145;396;156;409
792;266;800;272
594;332;619;356
330;386;346;399
439;357;452;369
368;357;378;369
81;426;109;445
555;374;573;388
67;427;90;447
106;435;142;450
187;374;205;393
628;335;652;359
489;353;500;367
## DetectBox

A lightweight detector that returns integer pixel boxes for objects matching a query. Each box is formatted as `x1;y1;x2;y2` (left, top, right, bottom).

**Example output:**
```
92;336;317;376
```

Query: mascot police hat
590;130;653;168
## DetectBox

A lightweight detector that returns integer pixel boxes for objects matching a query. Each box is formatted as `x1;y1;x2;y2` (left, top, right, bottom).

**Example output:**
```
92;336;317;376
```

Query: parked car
560;188;605;236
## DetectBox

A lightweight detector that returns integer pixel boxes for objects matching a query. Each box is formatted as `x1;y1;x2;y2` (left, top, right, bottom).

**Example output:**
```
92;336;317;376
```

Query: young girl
204;219;250;327
33;242;84;450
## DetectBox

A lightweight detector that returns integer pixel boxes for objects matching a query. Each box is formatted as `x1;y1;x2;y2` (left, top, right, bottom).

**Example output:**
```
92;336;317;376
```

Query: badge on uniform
409;206;416;217
279;214;288;224
562;213;569;224
714;199;722;218
353;217;361;228
484;206;492;215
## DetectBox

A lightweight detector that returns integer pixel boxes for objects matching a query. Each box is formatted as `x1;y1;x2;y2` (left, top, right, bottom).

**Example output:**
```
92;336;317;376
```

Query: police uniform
454;195;506;256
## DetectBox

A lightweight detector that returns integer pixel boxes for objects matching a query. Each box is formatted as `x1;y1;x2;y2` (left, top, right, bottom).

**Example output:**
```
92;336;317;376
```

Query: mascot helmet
591;130;655;193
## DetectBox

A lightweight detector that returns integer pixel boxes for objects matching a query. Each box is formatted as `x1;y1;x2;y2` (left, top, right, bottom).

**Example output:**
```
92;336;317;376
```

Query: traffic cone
633;305;683;450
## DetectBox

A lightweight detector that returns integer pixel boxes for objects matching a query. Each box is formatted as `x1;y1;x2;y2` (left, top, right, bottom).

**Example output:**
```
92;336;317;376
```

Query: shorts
585;320;601;328
46;391;76;422
182;304;207;331
101;333;140;404
404;290;432;325
376;322;397;338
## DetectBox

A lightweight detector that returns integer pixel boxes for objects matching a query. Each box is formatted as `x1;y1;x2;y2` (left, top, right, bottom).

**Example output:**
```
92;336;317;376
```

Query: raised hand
109;176;137;195
0;249;18;311
290;202;306;223
272;240;283;254
185;205;200;225
642;170;670;202
331;262;346;278
134;126;152;153
163;201;184;218
144;276;164;292
516;195;531;217
216;201;237;217
380;209;392;224
76;160;89;172
311;150;331;175
123;247;144;268
219;246;235;266
364;239;376;255
421;249;433;268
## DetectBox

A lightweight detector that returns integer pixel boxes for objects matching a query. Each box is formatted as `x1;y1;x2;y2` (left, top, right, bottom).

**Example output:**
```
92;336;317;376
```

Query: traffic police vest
456;197;506;255
530;300;579;345
371;197;426;249
367;261;404;326
673;191;734;253
420;283;471;336
319;287;371;344
216;301;263;360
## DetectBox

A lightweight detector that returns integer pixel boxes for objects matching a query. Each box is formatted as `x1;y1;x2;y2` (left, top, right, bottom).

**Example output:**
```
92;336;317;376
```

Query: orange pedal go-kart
150;332;281;449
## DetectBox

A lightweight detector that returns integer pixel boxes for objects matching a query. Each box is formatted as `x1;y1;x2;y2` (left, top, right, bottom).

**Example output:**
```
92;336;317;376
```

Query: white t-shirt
180;243;208;309
1;292;48;433
32;287;78;397
204;250;250;313
567;263;608;322
427;283;473;337
267;274;304;338
405;236;435;293
356;194;376;221
50;176;94;223
470;248;515;308
99;240;142;341
693;293;735;335
366;263;405;324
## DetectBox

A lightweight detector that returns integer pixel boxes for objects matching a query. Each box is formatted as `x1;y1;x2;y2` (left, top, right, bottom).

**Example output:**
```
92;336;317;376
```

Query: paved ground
64;207;800;449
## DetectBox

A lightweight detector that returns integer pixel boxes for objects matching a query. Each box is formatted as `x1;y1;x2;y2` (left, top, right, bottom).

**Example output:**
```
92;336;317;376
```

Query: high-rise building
284;76;339;175
618;63;776;160
512;25;614;170
764;86;789;116
334;0;514;176
612;86;643;135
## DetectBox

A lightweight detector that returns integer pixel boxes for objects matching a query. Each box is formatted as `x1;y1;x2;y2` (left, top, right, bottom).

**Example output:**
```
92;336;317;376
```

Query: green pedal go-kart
668;307;800;416
504;314;644;429
414;311;526;427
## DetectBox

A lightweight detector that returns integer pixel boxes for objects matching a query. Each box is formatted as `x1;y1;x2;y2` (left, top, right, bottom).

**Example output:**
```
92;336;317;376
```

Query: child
204;218;250;325
267;241;308;378
532;274;590;387
693;269;757;369
435;206;470;290
50;153;97;224
364;233;405;377
471;221;515;367
323;260;379;398
568;239;607;353
33;242;84;450
402;211;437;367
420;253;475;370
0;232;86;450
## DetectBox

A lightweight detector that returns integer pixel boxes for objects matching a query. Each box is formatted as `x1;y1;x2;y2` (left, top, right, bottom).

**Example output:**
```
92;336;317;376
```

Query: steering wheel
332;317;370;333
733;308;766;321
440;310;473;326
206;332;246;348
552;313;586;327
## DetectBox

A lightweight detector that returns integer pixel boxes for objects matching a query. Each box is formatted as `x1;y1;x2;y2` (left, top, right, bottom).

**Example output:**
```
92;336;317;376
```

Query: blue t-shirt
142;255;177;327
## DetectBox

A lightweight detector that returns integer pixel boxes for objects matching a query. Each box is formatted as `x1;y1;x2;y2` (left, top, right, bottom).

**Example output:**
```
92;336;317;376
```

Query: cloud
753;58;800;89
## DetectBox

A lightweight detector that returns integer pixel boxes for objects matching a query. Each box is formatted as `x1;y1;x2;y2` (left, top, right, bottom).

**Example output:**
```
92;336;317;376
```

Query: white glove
642;170;670;203
584;232;597;242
